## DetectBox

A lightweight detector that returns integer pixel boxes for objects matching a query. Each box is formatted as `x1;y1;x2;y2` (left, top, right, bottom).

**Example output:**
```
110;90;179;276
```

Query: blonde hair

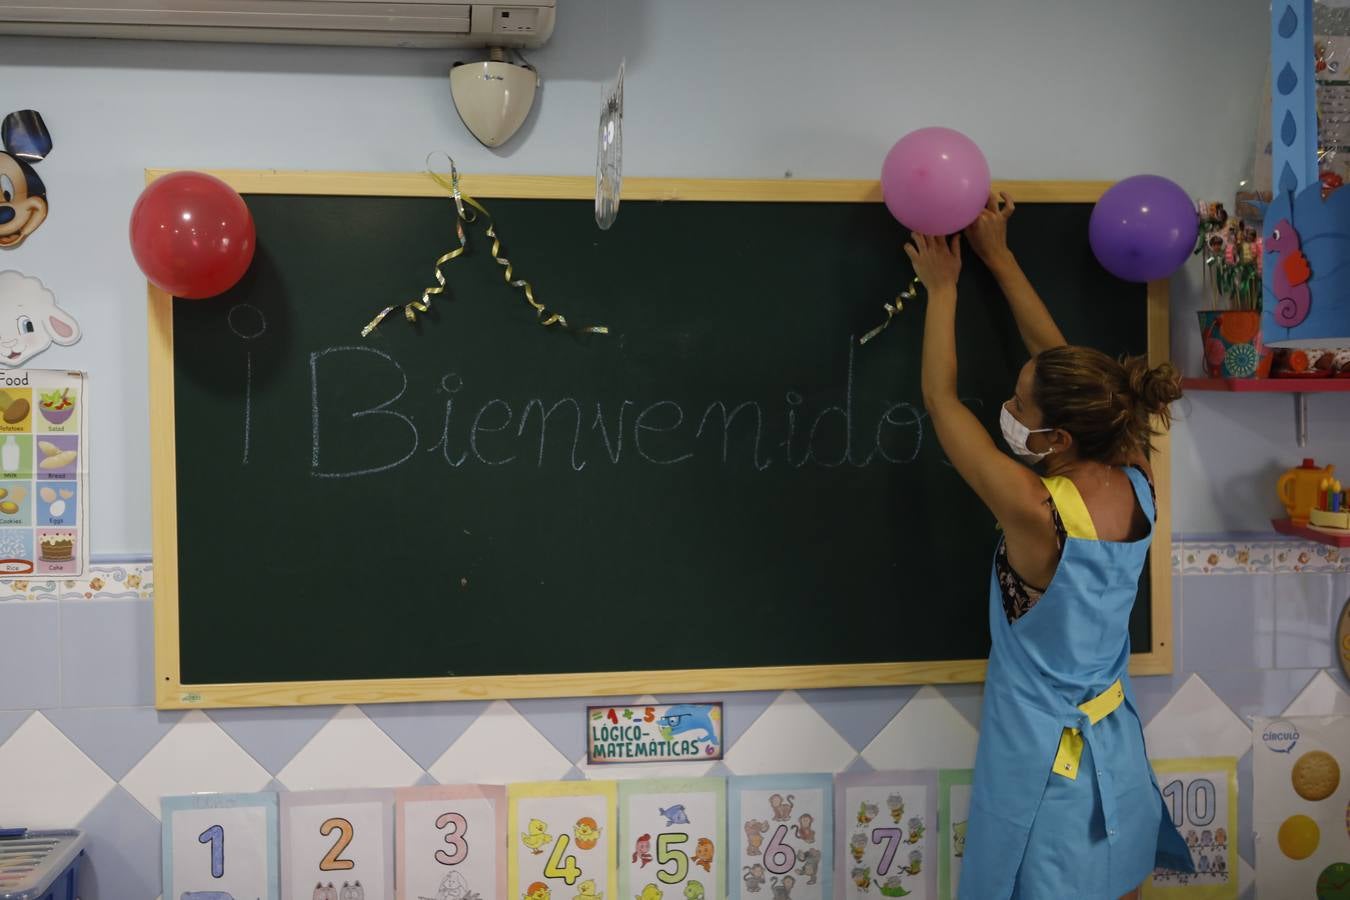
1032;346;1182;463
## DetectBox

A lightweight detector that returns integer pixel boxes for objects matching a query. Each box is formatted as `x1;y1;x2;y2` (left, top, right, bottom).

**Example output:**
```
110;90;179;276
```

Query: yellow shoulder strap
1041;475;1098;541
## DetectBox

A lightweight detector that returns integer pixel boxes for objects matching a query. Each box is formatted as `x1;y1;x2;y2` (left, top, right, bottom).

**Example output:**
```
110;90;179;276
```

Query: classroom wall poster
1141;757;1238;900
395;785;506;900
728;774;833;900
936;770;971;900
162;792;279;900
0;369;86;577
1253;716;1350;899
618;777;726;900
281;789;396;900
834;771;936;899
508;781;617;900
587;703;723;765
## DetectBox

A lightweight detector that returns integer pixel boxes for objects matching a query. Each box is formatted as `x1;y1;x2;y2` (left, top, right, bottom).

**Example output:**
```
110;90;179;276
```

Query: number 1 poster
508;781;617;900
395;785;506;900
728;774;833;900
619;777;726;900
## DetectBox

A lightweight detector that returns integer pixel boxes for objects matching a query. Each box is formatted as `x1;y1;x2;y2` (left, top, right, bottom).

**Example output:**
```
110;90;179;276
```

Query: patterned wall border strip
0;541;1342;602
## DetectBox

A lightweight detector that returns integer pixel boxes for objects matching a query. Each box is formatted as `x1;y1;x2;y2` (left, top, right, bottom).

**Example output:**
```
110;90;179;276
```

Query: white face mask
1000;402;1055;464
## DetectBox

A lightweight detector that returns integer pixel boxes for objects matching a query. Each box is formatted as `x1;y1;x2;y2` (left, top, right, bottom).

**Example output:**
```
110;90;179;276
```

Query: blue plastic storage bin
0;829;85;900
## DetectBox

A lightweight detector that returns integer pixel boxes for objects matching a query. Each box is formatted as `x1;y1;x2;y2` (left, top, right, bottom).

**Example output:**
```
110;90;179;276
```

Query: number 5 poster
728;774;833;900
1142;757;1238;899
618;777;727;900
281;788;395;900
834;770;936;899
395;785;506;900
508;781;617;900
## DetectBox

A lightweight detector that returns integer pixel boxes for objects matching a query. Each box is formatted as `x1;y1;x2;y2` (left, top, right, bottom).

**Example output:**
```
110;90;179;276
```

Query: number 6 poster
1142;757;1238;899
619;777;727;900
728;774;833;900
395;785;506;900
281;788;396;900
508;781;617;900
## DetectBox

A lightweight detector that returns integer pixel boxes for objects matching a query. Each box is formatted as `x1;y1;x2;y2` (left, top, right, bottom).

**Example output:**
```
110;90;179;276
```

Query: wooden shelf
1182;377;1350;393
1273;517;1350;547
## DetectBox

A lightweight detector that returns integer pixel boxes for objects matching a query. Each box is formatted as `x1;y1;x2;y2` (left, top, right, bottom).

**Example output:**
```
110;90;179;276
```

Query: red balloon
129;171;255;299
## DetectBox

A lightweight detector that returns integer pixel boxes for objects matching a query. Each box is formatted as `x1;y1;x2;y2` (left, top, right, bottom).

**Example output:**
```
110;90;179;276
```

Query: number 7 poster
395;784;506;900
728;774;833;900
508;781;617;900
618;777;726;900
834;771;936;899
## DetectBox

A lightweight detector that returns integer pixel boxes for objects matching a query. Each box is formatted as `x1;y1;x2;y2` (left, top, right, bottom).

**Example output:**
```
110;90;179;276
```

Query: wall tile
1273;573;1335;668
59;599;152;708
1181;574;1274;671
0;600;59;709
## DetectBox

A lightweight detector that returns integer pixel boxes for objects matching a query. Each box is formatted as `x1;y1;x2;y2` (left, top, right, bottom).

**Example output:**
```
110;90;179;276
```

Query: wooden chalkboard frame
148;170;1173;709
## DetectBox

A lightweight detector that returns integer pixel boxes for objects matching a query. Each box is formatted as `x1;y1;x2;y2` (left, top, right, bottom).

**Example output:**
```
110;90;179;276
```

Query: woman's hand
964;191;1015;270
904;233;961;295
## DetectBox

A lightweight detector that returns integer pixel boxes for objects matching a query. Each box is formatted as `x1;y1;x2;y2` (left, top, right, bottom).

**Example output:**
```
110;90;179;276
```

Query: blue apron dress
958;466;1193;899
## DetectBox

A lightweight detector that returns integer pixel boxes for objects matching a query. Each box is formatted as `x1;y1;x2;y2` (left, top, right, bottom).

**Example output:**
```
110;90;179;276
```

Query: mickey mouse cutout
0;110;52;249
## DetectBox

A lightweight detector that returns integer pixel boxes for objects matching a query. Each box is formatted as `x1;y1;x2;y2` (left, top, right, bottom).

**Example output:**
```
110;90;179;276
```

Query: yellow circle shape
1279;814;1321;860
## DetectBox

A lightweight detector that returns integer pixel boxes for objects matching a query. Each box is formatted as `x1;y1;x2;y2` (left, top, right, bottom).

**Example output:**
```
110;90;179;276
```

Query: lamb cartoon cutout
0;271;80;366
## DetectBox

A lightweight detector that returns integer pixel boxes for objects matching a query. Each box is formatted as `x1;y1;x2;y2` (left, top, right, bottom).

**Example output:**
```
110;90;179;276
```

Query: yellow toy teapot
1278;458;1336;525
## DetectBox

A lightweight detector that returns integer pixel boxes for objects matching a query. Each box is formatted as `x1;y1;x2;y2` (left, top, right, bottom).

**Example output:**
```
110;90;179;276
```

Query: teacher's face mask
1000;402;1055;464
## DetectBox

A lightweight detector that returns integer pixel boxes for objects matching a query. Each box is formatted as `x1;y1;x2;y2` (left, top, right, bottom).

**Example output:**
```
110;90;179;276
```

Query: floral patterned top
996;466;1156;623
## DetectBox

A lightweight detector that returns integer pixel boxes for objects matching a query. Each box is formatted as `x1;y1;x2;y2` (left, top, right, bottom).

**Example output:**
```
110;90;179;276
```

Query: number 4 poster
1142;757;1238;900
395;785;506;900
162;792;279;900
619;777;727;900
728;774;833;900
508;781;617;900
281;789;396;900
834;770;936;899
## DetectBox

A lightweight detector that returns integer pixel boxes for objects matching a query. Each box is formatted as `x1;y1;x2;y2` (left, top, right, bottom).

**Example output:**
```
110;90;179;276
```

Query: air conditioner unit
0;0;556;48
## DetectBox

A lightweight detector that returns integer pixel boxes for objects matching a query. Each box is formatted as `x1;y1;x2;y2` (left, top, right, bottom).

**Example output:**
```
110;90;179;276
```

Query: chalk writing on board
303;340;973;479
227;303;267;466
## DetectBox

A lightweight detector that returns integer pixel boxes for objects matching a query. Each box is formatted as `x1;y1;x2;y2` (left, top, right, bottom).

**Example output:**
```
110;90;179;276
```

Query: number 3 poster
395;785;506;900
281;788;396;900
619;778;727;900
728;774;833;900
508;781;617;900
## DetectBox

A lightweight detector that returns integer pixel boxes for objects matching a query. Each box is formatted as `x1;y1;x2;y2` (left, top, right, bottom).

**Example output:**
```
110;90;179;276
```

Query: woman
908;193;1192;900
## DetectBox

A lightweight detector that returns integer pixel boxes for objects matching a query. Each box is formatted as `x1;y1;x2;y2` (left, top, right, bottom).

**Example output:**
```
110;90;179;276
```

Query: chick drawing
522;819;554;855
574;880;603;900
636;886;663;900
574;817;602;850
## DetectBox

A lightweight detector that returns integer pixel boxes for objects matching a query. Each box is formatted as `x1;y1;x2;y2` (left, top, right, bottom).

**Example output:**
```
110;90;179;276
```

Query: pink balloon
880;127;991;235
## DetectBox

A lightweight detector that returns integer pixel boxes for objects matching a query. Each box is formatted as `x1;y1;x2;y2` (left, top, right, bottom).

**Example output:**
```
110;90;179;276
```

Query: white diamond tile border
1143;674;1252;760
276;705;424;791
724;690;857;775
861;685;979;771
1280;670;1350;716
120;710;271;818
428;700;573;785
0;712;114;828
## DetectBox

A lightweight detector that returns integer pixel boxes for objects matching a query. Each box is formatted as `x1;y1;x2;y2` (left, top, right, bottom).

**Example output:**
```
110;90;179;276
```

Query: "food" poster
508;781;617;900
729;774;833;900
619;777;726;900
834;771;936;899
0;369;85;576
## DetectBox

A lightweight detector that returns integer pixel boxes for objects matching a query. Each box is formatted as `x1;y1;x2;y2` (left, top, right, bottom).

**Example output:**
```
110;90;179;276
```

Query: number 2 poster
729;774;833;900
619;777;726;900
508;781;617;900
395;785;506;900
280;788;396;900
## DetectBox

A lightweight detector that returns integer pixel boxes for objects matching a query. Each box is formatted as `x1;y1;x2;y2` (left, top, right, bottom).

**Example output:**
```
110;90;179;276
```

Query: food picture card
0;369;86;577
834;771;936;899
1253;716;1350;899
728;774;832;900
618;777;726;900
161;792;279;900
281;789;395;900
395;785;506;900
936;771;971;900
508;781;617;900
1140;758;1238;899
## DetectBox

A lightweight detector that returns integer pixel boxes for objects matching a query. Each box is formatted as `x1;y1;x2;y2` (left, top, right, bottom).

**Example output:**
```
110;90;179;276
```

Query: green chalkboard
151;175;1166;707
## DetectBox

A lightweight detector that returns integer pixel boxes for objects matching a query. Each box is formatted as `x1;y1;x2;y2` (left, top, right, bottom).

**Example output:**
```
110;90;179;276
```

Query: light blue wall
0;0;1319;546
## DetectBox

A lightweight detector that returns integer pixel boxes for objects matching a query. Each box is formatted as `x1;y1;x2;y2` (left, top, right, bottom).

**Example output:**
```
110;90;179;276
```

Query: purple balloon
880;127;991;235
1089;175;1198;282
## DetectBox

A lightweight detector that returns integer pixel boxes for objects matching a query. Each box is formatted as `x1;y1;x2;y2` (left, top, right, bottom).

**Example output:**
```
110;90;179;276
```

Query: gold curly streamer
362;157;607;337
858;277;921;346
